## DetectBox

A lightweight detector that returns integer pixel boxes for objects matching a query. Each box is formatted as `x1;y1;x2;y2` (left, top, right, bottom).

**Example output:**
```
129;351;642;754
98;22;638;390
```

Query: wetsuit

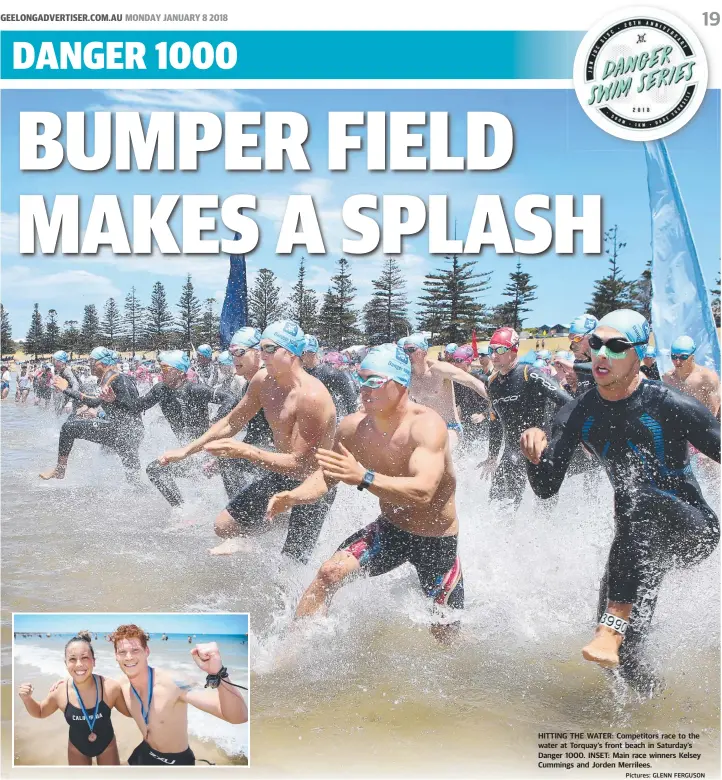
64;676;115;758
135;381;237;506
454;382;488;443
306;363;359;419
60;370;144;480
54;366;80;415
640;363;661;381
572;360;595;397
196;362;220;388
487;364;572;507
526;379;720;688
128;741;195;766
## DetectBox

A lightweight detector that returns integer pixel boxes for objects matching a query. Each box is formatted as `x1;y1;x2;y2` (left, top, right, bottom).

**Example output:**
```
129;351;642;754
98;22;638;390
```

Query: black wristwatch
357;469;375;491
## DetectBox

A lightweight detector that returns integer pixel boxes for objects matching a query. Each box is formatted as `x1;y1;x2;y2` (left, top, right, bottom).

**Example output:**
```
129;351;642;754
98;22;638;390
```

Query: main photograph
1;87;720;776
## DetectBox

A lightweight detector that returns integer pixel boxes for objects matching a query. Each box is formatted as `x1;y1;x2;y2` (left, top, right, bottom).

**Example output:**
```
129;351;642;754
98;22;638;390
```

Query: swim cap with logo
671;335;696;356
596;309;650;359
302;335;320;354
197;344;213;359
53;350;69;363
261;320;305;357
217;351;234;366
158;350;190;372
230;327;262;351
569;313;599;336
359;343;412;387
89;347;117;366
489;327;520;351
397;333;429;351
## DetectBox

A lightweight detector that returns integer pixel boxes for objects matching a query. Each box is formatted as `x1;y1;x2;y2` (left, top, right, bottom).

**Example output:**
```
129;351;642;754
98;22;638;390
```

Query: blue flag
219;233;248;349
644;140;720;375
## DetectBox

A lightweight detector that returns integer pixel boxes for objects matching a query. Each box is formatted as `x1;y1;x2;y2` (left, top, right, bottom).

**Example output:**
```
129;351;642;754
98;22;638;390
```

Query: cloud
88;89;264;114
2;266;122;302
1;212;19;256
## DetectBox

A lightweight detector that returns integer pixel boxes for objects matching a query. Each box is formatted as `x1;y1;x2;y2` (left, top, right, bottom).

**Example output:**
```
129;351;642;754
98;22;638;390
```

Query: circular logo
573;8;708;141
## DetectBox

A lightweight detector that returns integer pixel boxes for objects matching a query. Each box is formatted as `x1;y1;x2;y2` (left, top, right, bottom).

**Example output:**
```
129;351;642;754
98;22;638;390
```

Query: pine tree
44;309;60;354
367;257;410;342
101;298;123;349
62;320;80;355
286;257;319;333
124;286;144;356
80;304;101;354
146;281;175;350
176;274;202;349
710;269;721;327
1;304;15;356
317;257;360;348
586;225;631;318
499;261;537;331
628;258;652;323
200;298;220;347
317;287;337;345
26;303;44;359
248;268;286;331
417;254;492;343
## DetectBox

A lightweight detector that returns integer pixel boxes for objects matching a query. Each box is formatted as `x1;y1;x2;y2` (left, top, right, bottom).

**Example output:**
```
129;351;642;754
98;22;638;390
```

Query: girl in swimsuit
17;631;130;765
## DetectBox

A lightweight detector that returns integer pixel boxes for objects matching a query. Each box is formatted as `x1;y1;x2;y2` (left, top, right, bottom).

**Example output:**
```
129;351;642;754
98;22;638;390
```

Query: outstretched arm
430;360;488;399
668;390;721;462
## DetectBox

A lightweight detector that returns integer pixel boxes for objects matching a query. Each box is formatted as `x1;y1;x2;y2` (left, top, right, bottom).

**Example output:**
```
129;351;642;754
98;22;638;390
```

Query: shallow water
1;397;719;775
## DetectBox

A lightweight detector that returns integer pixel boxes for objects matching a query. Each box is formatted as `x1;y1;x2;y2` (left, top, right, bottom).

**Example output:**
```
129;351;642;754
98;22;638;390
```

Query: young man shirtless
662;335;721;416
159;320;338;560
111;624;248;766
266;343;463;640
397;333;488;449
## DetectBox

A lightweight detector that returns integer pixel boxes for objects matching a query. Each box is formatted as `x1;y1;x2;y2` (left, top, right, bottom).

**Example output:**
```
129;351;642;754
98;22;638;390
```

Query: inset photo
13;612;249;768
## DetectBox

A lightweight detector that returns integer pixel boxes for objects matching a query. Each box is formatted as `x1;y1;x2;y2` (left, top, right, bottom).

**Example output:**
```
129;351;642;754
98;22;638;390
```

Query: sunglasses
569;334;585;344
260;344;284;355
588;334;647;354
671;353;692;362
489;345;513;355
358;374;391;389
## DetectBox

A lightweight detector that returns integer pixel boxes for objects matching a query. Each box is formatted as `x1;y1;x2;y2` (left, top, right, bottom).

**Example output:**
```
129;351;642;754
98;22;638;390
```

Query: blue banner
644;139;721;375
219;234;247;350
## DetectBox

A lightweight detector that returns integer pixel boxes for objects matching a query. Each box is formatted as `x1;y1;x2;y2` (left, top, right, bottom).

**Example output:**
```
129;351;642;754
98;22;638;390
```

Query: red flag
471;329;478;358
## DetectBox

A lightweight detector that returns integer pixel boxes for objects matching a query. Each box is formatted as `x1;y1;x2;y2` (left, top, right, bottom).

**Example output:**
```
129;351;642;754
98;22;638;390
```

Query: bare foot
208;538;251;556
39;467;65;480
582;627;623;667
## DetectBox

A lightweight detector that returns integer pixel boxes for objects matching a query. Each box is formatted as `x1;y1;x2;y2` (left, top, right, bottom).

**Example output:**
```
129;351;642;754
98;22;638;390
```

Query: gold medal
88;732;97;743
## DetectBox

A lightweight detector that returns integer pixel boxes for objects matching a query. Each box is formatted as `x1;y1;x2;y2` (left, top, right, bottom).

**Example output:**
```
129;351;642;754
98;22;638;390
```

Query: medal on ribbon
72;674;101;742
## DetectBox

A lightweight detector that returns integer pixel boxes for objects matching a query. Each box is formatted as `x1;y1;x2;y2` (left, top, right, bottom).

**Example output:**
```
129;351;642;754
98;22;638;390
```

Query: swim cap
217;350;234;366
323;351;345;368
158;350;190;372
398;333;429;352
302;335;320;354
569;313;599;336
452;346;474;363
477;345;491;357
644;345;658;359
596;309;650;359
230;327;262;351
489;327;520;351
554;350;575;362
89;347;117;366
537;349;552;362
445;343;459;355
671;335;696;356
53;350;69;364
359;343;412;388
197;344;213;359
261;320;305;357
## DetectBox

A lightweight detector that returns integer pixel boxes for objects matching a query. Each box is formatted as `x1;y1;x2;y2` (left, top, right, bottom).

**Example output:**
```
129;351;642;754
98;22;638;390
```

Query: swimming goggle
489;345;513;355
588;334;647;355
569;334;585;344
671;353;693;362
402;346;419;354
358;374;392;389
260;343;285;355
229;345;250;357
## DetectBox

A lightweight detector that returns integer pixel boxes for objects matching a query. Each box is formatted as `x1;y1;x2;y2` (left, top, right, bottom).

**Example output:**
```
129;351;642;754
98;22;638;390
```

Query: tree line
1;224;719;359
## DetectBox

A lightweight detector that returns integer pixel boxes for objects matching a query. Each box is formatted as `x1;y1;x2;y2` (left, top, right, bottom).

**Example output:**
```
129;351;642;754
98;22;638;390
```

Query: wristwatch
357;469;376;491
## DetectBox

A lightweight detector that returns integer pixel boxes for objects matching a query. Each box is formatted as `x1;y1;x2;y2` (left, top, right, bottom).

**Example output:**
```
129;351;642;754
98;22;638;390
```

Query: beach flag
219;233;248;350
644;140;720;374
471;329;478;358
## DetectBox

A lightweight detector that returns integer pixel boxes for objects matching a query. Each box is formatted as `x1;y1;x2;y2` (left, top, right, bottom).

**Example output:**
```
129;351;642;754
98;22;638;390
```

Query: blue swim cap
537;349;552;362
671;335;696;356
197;344;213;359
596;309;650;359
53;350;69;363
569;313;599;336
644;345;657;359
261;320;305;357
158;350;190;372
477;345;491;357
554;350;574;361
533;359;546;368
217;350;234;366
397;333;429;351
89;347;117;366
445;343;459;355
360;343;412;387
302;335;320;354
230;327;261;351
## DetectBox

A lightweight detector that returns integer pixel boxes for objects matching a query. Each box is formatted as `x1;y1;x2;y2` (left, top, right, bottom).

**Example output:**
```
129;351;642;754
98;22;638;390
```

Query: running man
266;343;463;638
479;327;571;508
520;310;720;690
398;333;488;449
640;345;661;381
1;364;10;399
158;321;337;560
110;624;247;766
52;351;80;415
16;366;31;403
194;344;218;387
301;335;359;419
450;345;488;443
39;347;144;483
662;335;721;416
566;313;598;397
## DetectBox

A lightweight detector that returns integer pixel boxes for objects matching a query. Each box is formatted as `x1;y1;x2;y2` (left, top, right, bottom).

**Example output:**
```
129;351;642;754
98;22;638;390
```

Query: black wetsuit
640;363;661;381
306;363;359;419
64;676;115;758
136;381;237;506
128;741;195;766
61;370;144;480
526;380;720;688
486;364;572;507
54;366;80;415
572;360;595;397
454;381;488;442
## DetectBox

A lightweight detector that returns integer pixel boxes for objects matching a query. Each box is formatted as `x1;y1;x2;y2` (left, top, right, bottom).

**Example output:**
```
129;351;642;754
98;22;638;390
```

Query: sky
1;87;720;336
13;612;248;635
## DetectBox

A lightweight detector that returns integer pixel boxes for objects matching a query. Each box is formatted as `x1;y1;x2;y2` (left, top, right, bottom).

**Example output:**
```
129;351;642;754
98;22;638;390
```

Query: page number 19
703;11;719;24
